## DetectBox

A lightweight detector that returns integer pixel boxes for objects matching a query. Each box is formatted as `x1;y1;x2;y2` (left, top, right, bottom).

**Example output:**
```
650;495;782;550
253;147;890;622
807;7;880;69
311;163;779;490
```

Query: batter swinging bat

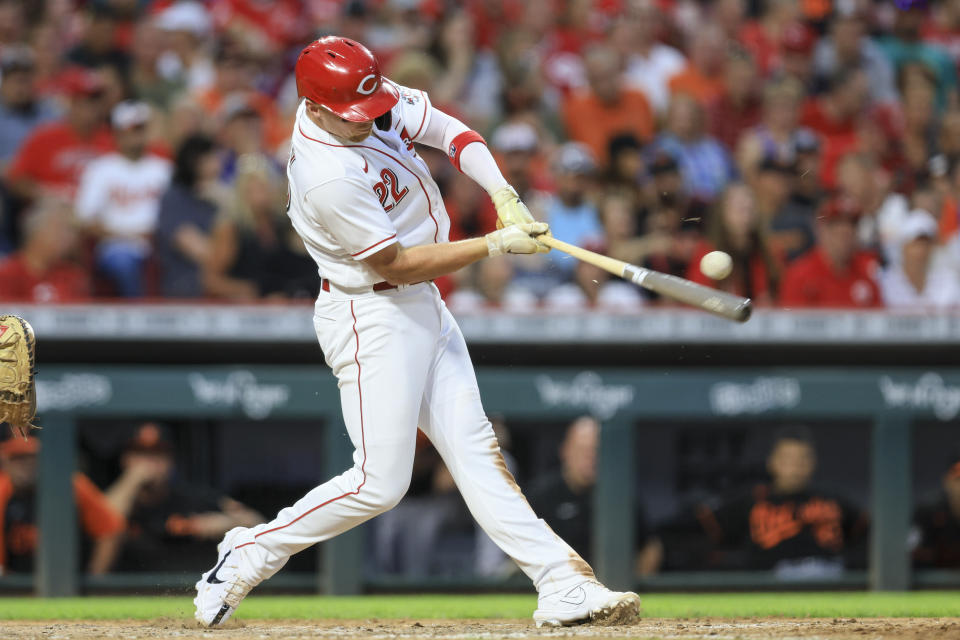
537;235;752;323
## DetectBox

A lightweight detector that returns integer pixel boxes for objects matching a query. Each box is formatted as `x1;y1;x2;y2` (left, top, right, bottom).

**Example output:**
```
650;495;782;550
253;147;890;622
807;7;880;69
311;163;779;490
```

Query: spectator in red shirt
0;200;91;302
800;67;871;187
687;182;781;305
6;67;113;202
780;195;882;308
709;47;763;151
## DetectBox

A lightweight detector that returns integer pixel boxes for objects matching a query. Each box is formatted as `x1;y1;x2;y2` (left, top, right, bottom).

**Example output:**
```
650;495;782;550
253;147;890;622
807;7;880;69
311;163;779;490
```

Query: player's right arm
365;223;548;285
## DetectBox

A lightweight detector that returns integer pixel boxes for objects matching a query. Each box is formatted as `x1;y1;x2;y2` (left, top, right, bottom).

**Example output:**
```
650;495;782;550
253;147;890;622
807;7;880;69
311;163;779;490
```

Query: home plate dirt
1;618;960;640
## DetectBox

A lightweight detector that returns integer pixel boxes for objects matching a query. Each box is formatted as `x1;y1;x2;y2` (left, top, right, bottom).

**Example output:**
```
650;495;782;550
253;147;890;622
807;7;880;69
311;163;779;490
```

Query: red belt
320;278;398;293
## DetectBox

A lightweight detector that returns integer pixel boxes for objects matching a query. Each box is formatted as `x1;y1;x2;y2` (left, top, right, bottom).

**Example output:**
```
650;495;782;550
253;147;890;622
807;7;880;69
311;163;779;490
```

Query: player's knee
364;473;411;513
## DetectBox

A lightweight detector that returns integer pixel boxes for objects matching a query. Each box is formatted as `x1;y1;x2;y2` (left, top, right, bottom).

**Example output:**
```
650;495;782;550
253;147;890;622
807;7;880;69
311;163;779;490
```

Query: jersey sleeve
75;162;106;223
303;179;399;260
389;82;433;145
72;473;126;538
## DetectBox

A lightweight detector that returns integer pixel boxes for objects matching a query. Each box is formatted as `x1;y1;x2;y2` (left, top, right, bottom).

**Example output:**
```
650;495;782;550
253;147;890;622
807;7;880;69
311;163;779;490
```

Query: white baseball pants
231;282;594;594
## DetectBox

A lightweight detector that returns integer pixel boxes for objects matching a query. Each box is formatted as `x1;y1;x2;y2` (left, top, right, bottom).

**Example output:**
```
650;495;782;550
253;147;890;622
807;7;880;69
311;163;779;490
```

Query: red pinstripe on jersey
235;300;368;550
297;124;440;243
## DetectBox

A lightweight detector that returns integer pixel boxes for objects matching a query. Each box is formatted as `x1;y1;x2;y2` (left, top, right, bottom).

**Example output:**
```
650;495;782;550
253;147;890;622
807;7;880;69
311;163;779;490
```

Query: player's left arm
413;103;535;227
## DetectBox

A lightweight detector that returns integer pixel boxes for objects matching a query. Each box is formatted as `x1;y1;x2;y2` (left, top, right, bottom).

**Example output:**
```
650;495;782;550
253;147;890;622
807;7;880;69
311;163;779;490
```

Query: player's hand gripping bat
536;235;752;323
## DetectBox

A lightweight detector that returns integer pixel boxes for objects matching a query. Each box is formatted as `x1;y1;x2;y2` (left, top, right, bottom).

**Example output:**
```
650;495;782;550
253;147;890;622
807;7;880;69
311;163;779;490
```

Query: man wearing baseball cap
914;456;960;568
779;195;882;308
75;100;172;297
0;437;124;575
6;67;113;202
878;209;960;308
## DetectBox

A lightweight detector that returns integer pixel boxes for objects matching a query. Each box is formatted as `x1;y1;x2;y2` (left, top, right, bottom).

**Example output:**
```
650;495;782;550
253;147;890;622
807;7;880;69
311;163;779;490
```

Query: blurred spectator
544;143;604;279
617;8;686;114
813;7;897;104
778;21;816;88
667;25;726;108
216;95;274;183
736;75;809;185
6;67;113;202
739;0;803;75
106;423;262;573
154;134;223;298
192;39;286;153
695;426;868;576
0;46;59;168
899;64;940;176
913;456;960;568
754;156;794;226
66;5;130;78
879;5;957;112
128;18;185;109
772;130;823;261
155;1;215;93
527;417;660;575
543;246;645;311
780;195;882;308
445;256;538;312
687;183;781;305
204;153;315;300
0;200;90;302
604;134;644;190
708;48;763;151
0;437;124;575
563;44;654;166
649;94;734;200
880;209;960;308
75;101;172;297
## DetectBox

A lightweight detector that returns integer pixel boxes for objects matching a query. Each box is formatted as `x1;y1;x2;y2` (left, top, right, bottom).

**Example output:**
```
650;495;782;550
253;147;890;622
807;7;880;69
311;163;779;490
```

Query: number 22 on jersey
372;168;408;213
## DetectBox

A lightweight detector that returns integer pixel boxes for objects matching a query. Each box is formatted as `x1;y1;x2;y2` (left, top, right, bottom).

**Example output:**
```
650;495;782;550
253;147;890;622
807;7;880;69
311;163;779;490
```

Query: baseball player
194;37;640;628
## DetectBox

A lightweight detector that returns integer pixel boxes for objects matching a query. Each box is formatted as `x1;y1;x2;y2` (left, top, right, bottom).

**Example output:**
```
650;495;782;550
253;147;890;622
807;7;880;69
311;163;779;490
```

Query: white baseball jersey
75;152;172;241
286;81;450;288
219;78;595;604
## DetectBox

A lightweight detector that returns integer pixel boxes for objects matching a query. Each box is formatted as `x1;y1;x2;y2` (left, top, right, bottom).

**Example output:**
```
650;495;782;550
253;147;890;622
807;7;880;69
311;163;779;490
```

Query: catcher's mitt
0;315;38;440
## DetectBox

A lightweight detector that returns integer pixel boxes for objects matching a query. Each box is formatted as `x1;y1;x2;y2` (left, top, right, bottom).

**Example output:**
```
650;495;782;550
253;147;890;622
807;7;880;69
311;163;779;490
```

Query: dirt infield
1;618;960;640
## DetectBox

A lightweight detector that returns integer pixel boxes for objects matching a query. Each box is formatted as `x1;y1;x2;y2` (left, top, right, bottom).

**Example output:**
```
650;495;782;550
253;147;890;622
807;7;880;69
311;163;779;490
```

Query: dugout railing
3;365;959;596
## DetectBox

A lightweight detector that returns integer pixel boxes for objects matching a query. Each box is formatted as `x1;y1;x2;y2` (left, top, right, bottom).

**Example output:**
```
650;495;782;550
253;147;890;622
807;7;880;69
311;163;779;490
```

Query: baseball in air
700;251;733;280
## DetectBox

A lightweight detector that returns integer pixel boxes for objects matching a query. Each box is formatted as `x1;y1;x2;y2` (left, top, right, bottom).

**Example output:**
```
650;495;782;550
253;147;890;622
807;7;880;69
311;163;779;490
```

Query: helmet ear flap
374;110;392;132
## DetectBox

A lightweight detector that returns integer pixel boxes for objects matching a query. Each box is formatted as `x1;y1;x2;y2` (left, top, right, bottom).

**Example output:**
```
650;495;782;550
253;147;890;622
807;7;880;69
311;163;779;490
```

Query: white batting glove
486;222;551;256
491;185;536;227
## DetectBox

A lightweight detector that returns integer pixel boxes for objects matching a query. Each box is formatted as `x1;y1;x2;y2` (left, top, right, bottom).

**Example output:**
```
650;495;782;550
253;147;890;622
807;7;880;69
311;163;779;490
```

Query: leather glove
491;185;536;227
486;222;551;256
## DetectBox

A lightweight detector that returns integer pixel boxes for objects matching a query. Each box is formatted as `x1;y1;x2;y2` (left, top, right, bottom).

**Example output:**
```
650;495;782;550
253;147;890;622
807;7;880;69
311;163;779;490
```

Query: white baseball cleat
533;580;641;628
194;527;257;627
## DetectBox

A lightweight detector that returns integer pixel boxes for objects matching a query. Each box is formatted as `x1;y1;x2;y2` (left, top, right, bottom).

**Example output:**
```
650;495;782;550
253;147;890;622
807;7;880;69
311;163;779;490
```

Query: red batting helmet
295;36;397;122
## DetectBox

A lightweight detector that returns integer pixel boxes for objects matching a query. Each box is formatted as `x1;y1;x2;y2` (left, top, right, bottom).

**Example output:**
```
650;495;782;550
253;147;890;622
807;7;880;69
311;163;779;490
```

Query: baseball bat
538;235;752;323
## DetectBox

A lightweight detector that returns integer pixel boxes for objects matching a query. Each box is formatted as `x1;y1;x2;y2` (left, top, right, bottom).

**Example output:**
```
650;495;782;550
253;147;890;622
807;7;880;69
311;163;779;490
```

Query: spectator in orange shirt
0;200;91;302
780;195;882;308
687;182;782;305
563;44;654;166
192;40;287;153
6;67;114;202
668;25;727;109
0;437;124;575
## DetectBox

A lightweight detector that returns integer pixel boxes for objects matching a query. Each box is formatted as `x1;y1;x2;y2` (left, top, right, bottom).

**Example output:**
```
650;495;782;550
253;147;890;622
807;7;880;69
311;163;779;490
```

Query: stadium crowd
0;0;959;310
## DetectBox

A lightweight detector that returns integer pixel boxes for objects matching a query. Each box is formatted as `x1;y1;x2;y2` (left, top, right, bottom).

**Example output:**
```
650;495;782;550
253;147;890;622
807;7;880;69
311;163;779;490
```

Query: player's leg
195;292;438;625
418;300;640;626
